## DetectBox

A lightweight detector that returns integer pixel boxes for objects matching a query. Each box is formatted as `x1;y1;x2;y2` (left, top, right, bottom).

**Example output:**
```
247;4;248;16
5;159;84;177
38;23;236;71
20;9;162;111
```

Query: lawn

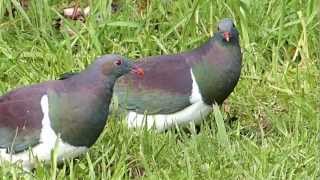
0;0;319;179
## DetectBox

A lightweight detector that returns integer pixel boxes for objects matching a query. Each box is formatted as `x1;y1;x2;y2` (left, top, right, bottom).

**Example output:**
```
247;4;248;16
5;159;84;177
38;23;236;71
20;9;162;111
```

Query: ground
0;0;319;179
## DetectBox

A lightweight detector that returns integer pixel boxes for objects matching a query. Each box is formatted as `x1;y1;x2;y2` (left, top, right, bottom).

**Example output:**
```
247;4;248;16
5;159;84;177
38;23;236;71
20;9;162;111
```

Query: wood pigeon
114;18;242;131
60;18;242;132
0;54;144;170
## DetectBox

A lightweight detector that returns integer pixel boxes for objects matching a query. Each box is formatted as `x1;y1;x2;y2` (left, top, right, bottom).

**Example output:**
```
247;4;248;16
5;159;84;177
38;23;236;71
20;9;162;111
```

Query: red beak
223;32;231;42
131;66;144;77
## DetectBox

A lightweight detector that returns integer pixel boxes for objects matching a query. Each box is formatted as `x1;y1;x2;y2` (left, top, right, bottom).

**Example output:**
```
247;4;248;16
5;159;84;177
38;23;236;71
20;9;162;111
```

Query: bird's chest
48;92;108;147
191;59;240;105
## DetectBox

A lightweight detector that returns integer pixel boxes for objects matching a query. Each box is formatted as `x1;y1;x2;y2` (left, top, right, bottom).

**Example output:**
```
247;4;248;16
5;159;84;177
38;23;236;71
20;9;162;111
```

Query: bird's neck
69;70;116;103
191;34;240;61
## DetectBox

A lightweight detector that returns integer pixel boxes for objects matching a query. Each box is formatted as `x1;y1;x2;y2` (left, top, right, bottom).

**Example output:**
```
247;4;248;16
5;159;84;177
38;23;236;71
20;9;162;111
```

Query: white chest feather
126;69;212;132
0;95;88;170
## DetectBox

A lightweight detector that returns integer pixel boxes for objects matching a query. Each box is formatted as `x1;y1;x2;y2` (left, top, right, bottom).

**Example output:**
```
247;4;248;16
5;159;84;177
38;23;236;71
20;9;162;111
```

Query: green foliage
0;0;319;179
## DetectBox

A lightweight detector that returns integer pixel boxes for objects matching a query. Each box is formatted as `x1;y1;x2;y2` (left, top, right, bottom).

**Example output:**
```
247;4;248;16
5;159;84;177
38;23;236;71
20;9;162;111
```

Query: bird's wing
0;86;47;153
114;55;193;115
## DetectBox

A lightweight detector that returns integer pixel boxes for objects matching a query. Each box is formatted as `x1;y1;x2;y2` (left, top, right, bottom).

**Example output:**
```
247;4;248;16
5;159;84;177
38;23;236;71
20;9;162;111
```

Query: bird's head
217;18;238;43
94;54;144;78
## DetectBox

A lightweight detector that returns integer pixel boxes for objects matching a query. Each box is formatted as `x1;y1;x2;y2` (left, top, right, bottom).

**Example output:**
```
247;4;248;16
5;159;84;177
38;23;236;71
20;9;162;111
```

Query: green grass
0;0;319;179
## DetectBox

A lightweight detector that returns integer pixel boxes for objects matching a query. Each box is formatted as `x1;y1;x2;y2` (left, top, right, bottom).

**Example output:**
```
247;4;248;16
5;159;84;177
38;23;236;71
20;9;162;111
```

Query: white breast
0;95;88;170
126;69;212;132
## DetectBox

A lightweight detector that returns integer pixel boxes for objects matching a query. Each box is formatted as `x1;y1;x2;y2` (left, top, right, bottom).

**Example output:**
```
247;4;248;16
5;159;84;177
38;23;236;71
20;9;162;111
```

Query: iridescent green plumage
0;54;136;153
115;18;242;114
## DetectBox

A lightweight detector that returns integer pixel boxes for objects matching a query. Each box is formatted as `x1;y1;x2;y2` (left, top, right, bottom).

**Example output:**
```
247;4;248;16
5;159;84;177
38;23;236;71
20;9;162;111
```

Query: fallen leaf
63;6;90;21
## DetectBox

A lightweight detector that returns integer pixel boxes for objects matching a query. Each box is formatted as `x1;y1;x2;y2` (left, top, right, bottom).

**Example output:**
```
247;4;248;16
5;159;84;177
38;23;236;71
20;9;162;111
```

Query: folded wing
114;55;193;115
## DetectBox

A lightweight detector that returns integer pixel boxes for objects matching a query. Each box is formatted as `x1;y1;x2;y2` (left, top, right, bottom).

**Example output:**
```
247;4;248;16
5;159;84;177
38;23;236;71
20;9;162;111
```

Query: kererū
114;18;242;131
60;18;242;132
0;54;144;170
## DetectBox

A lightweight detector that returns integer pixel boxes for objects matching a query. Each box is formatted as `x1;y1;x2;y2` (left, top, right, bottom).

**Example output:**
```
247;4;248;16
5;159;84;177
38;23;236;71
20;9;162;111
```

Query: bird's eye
233;23;235;27
114;60;122;66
